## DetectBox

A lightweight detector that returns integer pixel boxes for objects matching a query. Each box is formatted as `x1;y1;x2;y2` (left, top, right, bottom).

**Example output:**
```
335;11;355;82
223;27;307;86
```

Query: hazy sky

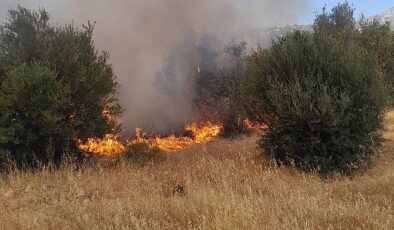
299;0;394;24
1;1;392;25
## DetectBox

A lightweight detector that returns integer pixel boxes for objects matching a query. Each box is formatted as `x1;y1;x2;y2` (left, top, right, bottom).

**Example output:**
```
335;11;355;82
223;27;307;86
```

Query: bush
313;3;394;103
0;6;122;169
124;143;165;165
356;20;394;102
0;6;121;139
244;31;387;174
313;2;356;44
0;64;69;168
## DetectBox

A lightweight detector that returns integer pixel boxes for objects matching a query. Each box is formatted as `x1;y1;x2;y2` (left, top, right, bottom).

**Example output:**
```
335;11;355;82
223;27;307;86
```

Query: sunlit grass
0;112;393;229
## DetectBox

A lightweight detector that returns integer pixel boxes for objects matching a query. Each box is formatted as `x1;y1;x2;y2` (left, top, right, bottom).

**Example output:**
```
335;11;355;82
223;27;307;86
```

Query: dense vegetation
242;3;392;174
0;6;121;169
244;31;387;174
313;2;394;100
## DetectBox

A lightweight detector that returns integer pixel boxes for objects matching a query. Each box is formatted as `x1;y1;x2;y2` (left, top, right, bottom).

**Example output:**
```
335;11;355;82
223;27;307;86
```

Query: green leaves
245;31;387;174
0;6;122;169
0;64;67;167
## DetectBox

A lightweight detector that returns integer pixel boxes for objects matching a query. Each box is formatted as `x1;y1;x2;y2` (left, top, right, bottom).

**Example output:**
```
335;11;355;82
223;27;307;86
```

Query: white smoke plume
0;0;307;134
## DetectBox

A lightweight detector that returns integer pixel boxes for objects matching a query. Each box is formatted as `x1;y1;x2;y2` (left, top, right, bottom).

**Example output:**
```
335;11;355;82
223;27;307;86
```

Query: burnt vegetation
0;2;393;175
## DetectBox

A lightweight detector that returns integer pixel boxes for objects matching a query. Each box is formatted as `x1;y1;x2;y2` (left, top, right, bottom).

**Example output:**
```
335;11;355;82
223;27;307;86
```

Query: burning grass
130;121;223;152
78;121;223;154
0;111;393;229
77;134;125;156
243;118;269;130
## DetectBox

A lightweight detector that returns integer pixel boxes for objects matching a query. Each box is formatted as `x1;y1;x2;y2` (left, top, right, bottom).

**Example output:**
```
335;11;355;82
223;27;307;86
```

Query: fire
77;134;125;156
131;121;223;152
185;121;222;143
102;107;113;122
244;118;268;130
76;110;267;156
77;121;223;155
131;128;193;152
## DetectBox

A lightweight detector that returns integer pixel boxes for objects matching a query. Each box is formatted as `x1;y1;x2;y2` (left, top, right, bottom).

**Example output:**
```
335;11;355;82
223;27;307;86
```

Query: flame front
244;119;268;130
77;134;125;156
131;122;223;152
185;121;222;143
132;131;194;152
78;121;223;155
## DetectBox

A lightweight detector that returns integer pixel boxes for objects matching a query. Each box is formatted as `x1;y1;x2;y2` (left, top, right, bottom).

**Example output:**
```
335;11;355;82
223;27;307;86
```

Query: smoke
0;0;307;134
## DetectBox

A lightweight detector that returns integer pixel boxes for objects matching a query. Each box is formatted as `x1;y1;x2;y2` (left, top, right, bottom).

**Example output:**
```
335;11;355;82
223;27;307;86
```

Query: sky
0;1;393;26
299;0;394;24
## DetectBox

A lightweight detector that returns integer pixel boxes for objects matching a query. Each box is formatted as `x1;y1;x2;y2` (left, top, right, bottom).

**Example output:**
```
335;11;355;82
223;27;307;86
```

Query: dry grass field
0;112;393;229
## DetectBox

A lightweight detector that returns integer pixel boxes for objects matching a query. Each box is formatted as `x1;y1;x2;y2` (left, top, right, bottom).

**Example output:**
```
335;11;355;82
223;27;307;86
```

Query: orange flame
130;121;223;152
243;118;268;130
102;107;113;122
77;134;125;156
131;128;193;152
77;121;223;155
185;121;222;143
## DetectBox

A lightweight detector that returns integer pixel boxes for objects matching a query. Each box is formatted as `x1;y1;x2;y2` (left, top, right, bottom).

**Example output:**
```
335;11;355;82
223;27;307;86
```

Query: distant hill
239;7;394;48
369;7;394;30
242;25;312;48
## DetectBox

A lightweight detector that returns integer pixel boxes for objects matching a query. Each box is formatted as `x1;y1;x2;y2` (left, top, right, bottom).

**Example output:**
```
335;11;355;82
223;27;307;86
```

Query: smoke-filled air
0;0;307;134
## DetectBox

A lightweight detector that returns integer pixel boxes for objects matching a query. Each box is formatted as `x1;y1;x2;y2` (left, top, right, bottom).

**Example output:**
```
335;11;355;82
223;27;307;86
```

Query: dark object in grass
173;183;186;197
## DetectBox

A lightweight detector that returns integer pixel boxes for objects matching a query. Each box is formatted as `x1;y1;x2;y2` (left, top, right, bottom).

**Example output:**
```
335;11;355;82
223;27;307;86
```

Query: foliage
314;3;394;102
313;1;356;44
0;6;121;168
0;64;69;168
356;19;394;101
244;31;387;174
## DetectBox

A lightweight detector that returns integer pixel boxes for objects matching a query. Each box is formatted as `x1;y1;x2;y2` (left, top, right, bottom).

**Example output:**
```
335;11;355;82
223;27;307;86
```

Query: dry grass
0;113;393;229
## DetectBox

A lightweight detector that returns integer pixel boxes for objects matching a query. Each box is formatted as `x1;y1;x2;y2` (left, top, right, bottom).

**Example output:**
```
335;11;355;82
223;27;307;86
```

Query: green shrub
0;6;122;169
0;64;70;168
244;31;387;174
313;2;356;44
124;143;165;165
313;3;394;103
0;6;122;142
356;20;394;103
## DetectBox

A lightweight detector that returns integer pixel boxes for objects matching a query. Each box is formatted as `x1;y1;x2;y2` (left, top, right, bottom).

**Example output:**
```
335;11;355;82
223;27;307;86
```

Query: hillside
371;7;394;30
0;111;393;229
243;6;394;47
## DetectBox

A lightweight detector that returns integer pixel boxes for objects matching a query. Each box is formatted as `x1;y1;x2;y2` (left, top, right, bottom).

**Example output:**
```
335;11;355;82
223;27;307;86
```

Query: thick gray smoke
0;0;307;134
